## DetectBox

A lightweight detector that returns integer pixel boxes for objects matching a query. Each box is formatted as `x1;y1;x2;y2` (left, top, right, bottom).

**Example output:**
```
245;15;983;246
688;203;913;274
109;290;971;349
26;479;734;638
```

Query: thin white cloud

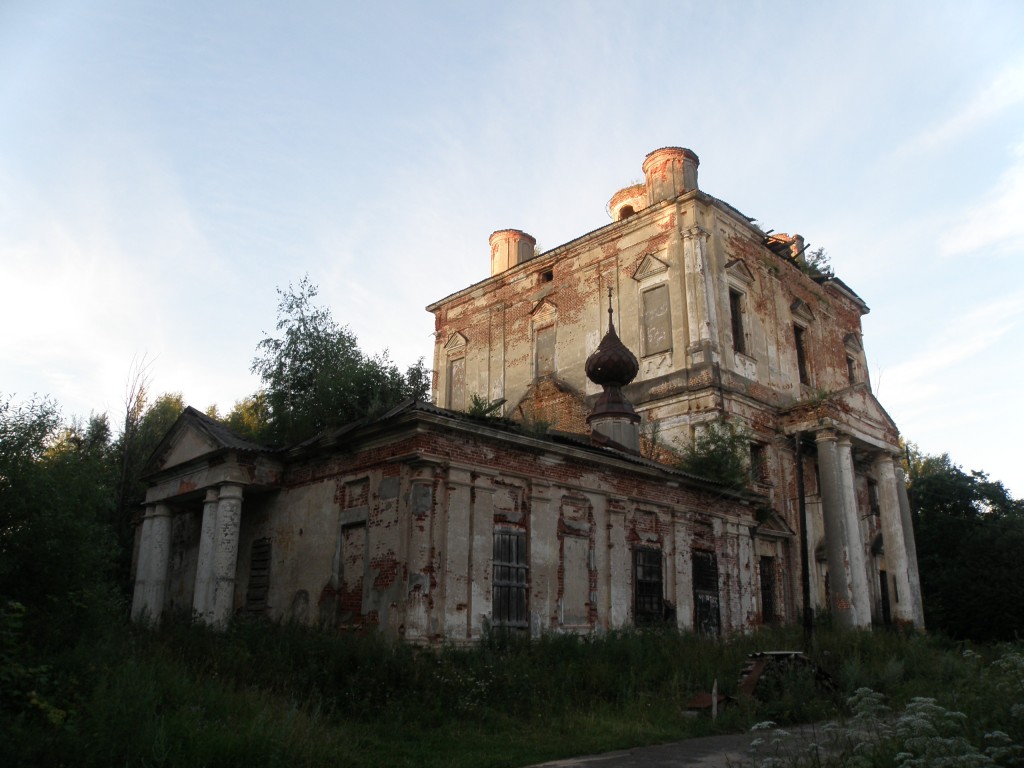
942;140;1024;257
880;292;1024;397
909;61;1024;154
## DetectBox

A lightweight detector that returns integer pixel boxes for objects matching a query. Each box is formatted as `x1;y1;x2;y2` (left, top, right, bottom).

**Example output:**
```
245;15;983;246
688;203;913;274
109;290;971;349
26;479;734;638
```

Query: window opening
847;355;857;385
760;555;777;624
692;549;721;636
878;570;892;625
493;529;528;629
729;289;746;355
794;325;810;385
750;443;767;484
540;268;553;283
868;480;881;517
633;548;663;624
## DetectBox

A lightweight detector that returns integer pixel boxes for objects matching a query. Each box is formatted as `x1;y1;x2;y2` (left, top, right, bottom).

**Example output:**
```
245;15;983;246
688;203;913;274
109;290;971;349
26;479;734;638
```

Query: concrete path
529;725;829;767
529;731;754;767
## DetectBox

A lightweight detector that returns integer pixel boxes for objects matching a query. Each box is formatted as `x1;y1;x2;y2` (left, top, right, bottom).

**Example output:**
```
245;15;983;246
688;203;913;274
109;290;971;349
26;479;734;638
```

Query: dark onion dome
586;296;639;388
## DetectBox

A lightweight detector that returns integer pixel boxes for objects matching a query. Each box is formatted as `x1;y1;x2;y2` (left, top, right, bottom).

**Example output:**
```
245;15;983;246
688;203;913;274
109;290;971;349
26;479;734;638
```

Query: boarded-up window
535;325;555;377
729;289;746;354
562;536;590;625
447;357;466;410
634;548;663;625
493;529;528;628
692;549;721;636
244;538;271;615
642;285;672;356
760;555;777;624
339;524;366;623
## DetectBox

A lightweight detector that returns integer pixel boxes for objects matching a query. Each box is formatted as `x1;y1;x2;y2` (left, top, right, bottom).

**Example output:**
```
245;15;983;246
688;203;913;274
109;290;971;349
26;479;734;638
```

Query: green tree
251;277;428;444
907;446;1024;642
223;391;272;442
0;396;119;645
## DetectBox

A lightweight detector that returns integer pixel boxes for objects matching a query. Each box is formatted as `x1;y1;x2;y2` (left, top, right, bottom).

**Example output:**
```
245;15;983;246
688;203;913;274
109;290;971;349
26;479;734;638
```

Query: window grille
493;529;528;628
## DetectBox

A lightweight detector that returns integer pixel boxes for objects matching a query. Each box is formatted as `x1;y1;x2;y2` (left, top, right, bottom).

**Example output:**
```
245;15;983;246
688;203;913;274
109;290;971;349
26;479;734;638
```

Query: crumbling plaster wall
227;426;780;642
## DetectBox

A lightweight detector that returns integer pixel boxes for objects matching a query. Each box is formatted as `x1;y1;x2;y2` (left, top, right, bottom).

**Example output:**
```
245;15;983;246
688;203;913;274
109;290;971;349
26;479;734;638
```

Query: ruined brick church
131;146;924;640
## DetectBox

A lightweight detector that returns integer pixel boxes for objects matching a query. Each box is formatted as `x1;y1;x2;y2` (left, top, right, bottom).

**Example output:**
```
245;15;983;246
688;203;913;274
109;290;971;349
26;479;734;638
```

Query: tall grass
3;607;1021;768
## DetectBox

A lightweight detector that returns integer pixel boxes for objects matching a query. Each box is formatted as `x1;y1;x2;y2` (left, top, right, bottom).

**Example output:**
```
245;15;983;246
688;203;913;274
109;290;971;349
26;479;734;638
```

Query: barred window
493;529;528;628
634;548;663;625
692;549;721;636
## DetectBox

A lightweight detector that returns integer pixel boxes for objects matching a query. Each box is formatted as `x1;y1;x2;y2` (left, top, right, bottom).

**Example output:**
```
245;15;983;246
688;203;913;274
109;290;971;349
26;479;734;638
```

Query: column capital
815;428;839;444
836;434;853;449
204;488;220;504
150;503;172;519
217;482;244;501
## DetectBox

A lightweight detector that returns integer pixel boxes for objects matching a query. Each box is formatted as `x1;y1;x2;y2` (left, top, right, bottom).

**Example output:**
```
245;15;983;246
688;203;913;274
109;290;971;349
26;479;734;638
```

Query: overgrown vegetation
675;418;753;488
736;646;1024;767
801;246;834;279
465;393;506;419
3;608;1023;768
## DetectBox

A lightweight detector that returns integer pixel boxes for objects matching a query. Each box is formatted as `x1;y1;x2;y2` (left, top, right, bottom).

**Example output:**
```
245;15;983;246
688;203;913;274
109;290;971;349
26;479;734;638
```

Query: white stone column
875;455;915;625
815;431;867;628
192;488;219;623
131;505;155;621
135;504;172;623
895;465;926;628
210;484;243;628
837;436;872;627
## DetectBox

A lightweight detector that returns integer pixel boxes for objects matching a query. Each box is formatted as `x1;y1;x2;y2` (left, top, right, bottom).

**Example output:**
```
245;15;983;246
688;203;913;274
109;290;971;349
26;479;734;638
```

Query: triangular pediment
531;298;558;321
833;385;899;434
444;331;467;351
844;333;863;353
159;423;221;470
791;299;814;324
725;259;755;285
144;406;268;476
755;508;796;538
632;253;669;281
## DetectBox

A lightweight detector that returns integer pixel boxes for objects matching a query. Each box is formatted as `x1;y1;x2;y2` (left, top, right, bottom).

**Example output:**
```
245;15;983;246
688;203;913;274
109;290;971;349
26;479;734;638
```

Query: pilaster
682;226;719;365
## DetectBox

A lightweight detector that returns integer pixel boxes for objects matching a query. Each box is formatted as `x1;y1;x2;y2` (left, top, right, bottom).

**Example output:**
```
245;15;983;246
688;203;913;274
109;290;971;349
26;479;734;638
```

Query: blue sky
2;1;1023;496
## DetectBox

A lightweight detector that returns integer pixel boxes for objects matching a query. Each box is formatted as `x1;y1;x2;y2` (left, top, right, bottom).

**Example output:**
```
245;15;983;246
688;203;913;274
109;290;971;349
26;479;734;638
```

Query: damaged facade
132;145;923;639
428;146;923;631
